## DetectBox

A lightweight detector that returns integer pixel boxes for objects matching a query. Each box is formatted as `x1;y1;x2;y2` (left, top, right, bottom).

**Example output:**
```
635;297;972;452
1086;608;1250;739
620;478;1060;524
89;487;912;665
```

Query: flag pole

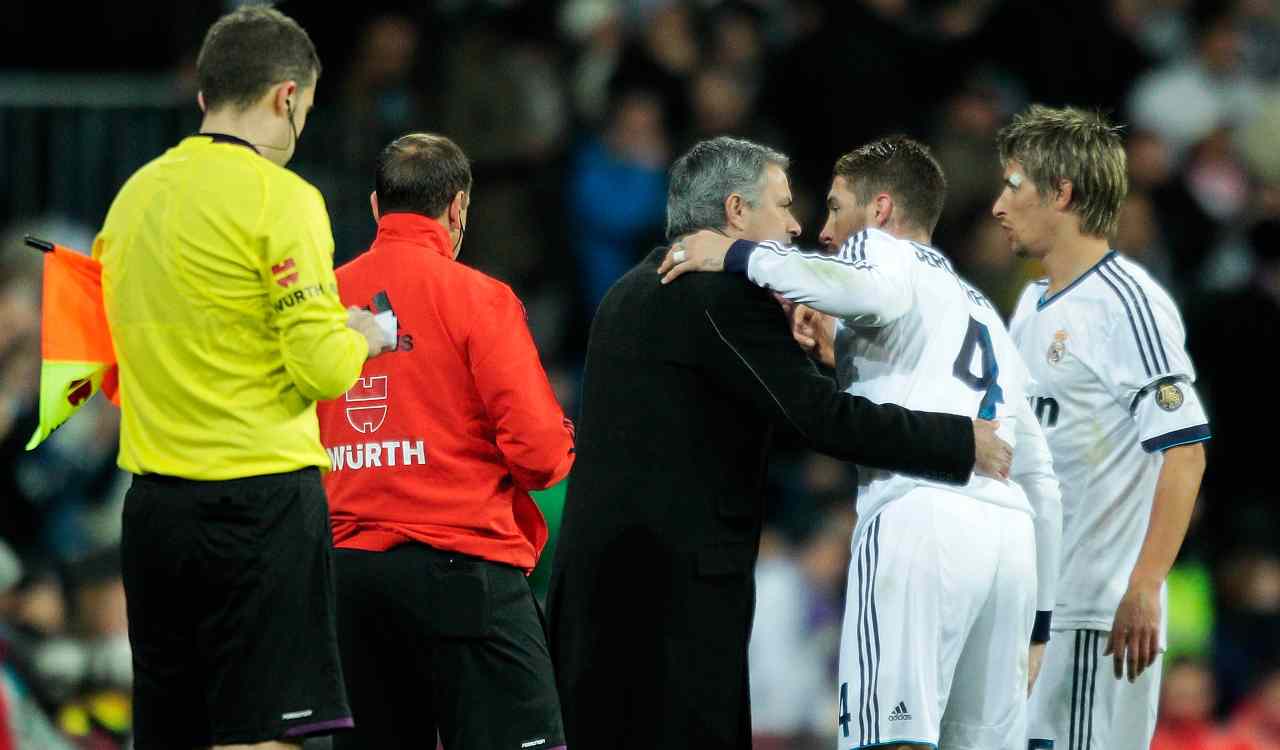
24;235;55;253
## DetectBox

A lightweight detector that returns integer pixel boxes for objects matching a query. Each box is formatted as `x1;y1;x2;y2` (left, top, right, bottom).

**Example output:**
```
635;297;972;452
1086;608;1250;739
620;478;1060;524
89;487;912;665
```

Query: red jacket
316;213;574;571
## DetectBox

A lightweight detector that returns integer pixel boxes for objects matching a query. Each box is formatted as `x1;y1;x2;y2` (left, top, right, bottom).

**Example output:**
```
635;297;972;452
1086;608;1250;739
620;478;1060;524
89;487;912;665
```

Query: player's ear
449;191;466;230
724;193;746;231
197;91;207;113
274;81;296;115
369;191;380;222
1053;179;1074;211
873;193;894;228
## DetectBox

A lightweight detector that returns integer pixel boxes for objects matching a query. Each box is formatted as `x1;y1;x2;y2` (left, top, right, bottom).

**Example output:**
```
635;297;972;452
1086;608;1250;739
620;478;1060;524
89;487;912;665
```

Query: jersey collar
373;212;454;260
1037;249;1118;310
196;132;260;155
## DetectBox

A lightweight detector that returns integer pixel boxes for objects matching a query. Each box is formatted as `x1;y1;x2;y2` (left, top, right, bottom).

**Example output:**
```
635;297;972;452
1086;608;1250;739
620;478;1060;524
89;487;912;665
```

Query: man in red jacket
316;133;575;750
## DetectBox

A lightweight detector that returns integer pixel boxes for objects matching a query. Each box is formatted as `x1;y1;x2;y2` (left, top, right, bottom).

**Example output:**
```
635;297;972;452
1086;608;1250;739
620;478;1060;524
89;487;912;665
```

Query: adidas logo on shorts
888;702;912;722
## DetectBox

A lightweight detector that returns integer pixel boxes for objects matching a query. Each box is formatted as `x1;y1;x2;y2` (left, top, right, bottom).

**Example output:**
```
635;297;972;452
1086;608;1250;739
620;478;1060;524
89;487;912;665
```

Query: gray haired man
547;136;1008;750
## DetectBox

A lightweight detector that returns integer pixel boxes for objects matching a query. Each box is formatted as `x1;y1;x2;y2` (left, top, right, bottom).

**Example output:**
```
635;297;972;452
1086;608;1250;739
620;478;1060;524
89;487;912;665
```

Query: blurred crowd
3;0;1280;748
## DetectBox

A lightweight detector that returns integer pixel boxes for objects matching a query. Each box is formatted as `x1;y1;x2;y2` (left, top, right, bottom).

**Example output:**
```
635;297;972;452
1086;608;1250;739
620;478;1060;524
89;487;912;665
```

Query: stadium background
1;0;1278;747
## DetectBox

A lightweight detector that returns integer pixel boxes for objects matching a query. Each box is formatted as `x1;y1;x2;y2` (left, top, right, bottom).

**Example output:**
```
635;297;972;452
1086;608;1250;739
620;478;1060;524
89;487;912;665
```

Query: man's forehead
828;175;855;198
764;164;791;194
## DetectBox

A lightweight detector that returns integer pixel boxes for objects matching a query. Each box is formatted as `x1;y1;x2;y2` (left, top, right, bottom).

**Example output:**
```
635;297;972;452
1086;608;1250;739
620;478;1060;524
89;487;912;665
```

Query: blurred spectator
1223;664;1280;750
0;549;130;749
566;87;669;310
686;66;784;150
1128;0;1264;161
749;529;826;747
1188;219;1280;537
611;0;699;137
705;1;766;85
1152;658;1225;750
750;503;855;750
562;0;625;124
1214;552;1280;714
930;74;1007;251
337;14;422;169
1238;0;1280;83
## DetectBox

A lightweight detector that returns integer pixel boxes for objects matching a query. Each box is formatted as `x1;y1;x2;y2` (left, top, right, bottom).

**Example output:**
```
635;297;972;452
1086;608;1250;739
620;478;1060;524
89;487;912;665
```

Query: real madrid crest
1047;330;1069;364
1156;382;1184;411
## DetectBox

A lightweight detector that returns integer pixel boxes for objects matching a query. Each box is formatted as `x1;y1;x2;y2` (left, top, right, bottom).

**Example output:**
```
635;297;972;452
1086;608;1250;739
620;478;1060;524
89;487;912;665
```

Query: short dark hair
833;135;947;235
197;6;321;112
375;133;472;219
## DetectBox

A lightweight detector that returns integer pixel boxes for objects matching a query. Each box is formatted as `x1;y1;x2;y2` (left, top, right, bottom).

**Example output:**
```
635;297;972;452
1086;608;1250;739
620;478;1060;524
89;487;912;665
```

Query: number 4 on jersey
953;316;1004;419
838;681;852;738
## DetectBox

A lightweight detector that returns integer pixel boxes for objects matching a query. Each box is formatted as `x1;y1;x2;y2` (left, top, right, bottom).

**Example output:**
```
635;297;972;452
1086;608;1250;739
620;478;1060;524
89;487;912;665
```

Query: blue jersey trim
1032;610;1053;643
1141;424;1211;453
1036;250;1117;310
850;742;937;750
724;240;756;274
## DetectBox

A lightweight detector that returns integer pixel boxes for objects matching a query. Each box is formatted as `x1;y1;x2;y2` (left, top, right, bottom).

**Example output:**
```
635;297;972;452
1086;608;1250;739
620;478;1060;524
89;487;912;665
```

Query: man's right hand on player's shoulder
658;230;734;284
972;419;1012;481
347;306;394;359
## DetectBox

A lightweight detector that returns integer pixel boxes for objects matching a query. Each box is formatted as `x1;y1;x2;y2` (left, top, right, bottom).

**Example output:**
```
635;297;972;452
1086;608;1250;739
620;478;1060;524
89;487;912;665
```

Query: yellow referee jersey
93;134;367;480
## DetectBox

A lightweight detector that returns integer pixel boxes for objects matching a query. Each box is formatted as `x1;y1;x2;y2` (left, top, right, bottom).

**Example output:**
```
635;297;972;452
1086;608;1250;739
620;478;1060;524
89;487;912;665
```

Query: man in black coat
547;137;1009;750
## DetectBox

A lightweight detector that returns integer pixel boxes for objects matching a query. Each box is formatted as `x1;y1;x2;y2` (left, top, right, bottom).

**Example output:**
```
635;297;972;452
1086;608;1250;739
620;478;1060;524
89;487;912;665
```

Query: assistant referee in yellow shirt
92;8;389;750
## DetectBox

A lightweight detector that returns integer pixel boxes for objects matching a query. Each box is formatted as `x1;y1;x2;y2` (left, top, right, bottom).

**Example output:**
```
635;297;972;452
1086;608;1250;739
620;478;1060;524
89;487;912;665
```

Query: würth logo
345;375;388;433
888;702;912;722
272;257;299;288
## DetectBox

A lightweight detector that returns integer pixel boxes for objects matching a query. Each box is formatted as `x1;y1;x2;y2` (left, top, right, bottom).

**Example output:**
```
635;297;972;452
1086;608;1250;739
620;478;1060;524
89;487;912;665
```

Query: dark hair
197;6;321;112
375;133;472;219
833;135;947;235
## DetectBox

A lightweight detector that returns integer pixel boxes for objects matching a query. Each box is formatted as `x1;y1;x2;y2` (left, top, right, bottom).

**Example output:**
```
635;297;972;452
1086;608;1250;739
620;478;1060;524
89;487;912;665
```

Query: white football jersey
727;228;1063;612
1009;250;1210;633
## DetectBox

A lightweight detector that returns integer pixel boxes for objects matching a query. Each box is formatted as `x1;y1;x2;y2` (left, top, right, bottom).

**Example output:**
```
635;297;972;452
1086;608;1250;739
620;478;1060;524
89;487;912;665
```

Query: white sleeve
1095;267;1210;452
723;229;913;326
1011;392;1062;617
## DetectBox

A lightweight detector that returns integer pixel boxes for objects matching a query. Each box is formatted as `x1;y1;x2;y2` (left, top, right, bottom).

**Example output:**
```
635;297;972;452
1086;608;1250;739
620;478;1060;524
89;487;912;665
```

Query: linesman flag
23;235;119;450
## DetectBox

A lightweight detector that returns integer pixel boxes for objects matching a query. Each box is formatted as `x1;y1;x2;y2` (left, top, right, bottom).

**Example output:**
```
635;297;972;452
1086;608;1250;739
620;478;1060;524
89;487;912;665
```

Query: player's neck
1043;234;1111;295
199;108;275;159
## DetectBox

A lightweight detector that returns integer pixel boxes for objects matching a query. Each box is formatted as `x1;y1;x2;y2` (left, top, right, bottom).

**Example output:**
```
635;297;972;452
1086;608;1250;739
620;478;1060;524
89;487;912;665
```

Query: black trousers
333;544;565;750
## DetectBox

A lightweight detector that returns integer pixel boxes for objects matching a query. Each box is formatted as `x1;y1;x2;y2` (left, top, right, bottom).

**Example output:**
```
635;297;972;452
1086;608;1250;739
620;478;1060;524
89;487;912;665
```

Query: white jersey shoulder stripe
1105;258;1172;372
1095;260;1164;378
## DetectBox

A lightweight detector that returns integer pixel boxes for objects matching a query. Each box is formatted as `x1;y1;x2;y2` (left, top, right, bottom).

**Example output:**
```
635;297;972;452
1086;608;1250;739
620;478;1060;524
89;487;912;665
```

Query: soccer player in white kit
993;105;1210;750
661;137;1063;750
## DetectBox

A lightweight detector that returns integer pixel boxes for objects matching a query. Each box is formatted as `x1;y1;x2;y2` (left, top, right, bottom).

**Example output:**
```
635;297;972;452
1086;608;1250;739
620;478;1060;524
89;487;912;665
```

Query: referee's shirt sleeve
264;185;367;402
468;285;576;491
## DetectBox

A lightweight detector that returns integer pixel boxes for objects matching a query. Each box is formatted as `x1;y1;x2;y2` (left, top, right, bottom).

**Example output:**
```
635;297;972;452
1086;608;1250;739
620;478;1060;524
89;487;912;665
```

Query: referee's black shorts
333;544;565;750
121;468;351;749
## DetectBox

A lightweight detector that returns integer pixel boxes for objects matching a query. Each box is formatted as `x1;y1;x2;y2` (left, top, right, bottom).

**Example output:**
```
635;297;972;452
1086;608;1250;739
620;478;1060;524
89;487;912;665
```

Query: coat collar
373;212;454;259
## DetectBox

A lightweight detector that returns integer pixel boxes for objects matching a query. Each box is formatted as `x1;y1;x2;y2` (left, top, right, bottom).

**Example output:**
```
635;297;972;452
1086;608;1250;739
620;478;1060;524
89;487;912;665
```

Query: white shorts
837;487;1036;750
1027;629;1161;750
